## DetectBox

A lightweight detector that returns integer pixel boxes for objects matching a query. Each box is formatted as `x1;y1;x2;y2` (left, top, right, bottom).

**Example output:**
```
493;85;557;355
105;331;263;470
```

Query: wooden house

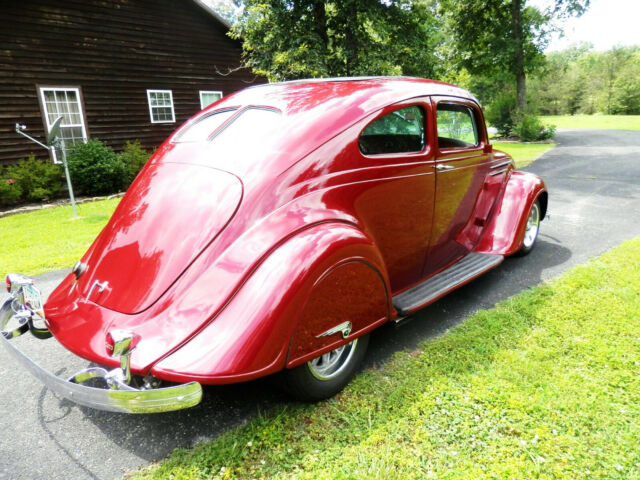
0;0;263;165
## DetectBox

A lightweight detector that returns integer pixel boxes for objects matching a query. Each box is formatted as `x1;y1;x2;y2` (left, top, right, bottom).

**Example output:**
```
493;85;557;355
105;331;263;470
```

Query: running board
392;252;503;316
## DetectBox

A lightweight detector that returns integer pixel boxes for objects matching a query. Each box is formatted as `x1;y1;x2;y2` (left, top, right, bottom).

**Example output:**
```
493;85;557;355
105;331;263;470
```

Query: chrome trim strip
316;321;352;339
0;333;202;413
489;168;509;176
490;160;512;169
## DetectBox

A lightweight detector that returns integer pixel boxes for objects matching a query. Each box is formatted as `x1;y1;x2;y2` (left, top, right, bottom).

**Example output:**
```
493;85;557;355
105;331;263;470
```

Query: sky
531;0;640;51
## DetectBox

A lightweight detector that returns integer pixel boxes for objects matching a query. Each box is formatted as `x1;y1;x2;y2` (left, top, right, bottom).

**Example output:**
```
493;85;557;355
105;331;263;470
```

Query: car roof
227;76;478;114
176;77;479;180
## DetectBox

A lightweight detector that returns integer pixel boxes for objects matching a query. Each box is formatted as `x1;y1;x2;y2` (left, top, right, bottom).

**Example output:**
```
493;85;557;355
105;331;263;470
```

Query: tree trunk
512;0;527;112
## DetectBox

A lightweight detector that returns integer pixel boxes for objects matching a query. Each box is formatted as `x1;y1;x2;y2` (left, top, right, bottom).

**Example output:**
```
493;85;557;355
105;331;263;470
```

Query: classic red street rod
1;77;546;413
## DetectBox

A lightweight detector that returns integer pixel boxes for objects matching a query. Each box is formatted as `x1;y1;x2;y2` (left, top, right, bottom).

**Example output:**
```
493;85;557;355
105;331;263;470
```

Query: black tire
514;199;541;256
278;334;370;402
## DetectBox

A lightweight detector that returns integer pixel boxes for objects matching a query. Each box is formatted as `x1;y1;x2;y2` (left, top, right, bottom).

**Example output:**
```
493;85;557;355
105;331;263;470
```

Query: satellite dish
47;116;63;145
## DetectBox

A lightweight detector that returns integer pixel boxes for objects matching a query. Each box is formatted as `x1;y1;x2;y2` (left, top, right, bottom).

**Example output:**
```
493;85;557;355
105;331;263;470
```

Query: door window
359;106;425;155
436;104;479;149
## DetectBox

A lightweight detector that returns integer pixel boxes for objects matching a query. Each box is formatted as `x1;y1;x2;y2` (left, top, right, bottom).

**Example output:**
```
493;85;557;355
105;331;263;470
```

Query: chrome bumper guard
1;275;202;414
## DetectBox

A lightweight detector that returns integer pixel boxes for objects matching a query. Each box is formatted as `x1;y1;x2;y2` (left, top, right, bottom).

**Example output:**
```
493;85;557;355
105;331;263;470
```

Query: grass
129;236;640;480
0;198;120;276
540;114;640;130
492;142;554;168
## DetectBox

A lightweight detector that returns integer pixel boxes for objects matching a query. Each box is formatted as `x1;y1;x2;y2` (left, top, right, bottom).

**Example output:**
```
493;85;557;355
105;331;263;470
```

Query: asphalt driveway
1;129;639;480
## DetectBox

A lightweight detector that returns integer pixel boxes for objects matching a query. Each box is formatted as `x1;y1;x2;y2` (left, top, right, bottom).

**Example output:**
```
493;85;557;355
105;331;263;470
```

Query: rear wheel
279;334;369;401
515;199;541;256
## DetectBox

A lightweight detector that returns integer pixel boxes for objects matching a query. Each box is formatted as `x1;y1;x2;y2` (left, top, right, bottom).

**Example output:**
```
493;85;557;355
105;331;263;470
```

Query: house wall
0;0;263;166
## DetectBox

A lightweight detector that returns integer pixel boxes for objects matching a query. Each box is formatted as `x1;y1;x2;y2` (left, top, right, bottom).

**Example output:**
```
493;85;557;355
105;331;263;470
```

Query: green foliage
529;46;640;115
230;0;444;81
514;114;556;141
441;0;589;114
0;198;120;275
610;52;640;114
3;154;63;203
485;92;517;136
66;140;127;196
120;140;150;184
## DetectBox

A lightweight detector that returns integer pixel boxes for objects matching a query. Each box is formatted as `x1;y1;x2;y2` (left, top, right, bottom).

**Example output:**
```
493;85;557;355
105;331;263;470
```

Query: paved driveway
1;129;639;480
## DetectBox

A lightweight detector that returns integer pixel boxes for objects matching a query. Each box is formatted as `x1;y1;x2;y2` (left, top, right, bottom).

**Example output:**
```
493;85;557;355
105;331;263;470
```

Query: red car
1;77;546;413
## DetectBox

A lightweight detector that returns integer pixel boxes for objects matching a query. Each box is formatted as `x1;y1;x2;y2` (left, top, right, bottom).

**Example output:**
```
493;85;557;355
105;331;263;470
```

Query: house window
199;91;223;109
38;86;88;163
147;89;175;123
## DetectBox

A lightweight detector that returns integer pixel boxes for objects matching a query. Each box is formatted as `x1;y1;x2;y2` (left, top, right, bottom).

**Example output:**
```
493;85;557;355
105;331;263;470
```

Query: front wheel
515;199;541;256
279;334;369;402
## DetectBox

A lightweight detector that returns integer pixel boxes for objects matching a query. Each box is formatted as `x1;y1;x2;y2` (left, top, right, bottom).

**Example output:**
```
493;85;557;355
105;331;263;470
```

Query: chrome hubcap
523;203;540;248
308;339;358;380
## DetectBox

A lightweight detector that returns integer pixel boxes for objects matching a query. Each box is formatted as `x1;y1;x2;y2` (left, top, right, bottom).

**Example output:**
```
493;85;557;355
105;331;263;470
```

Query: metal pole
59;140;79;219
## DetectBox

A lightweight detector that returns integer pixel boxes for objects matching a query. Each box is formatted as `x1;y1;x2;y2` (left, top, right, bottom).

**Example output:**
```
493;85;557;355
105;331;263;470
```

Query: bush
485;93;517;136
514;114;556;142
5;154;64;202
66;140;127;196
120;140;150;184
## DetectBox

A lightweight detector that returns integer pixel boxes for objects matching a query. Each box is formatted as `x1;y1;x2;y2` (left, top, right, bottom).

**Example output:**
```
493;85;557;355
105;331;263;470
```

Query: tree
230;0;443;81
441;0;589;113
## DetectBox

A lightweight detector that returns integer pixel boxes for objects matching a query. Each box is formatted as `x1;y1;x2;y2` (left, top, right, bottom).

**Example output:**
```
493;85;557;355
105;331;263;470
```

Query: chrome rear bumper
0;333;202;413
1;275;202;414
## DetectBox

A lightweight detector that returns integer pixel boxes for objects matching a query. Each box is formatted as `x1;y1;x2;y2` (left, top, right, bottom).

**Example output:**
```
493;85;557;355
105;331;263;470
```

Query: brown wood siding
0;0;264;166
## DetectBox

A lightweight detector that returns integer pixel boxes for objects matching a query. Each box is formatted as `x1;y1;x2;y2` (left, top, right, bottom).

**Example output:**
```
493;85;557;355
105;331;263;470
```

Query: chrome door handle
436;164;454;171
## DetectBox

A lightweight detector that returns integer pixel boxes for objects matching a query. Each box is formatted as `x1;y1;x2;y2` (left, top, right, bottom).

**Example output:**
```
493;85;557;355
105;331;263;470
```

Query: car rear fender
474;171;547;256
150;222;391;384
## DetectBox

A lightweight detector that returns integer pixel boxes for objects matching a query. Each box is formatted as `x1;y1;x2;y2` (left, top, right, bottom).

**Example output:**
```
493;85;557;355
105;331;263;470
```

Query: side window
436;103;479;149
359;106;425;155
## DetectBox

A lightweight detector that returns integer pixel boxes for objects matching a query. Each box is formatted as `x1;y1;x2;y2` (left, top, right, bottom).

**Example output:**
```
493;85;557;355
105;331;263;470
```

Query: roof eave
191;0;231;29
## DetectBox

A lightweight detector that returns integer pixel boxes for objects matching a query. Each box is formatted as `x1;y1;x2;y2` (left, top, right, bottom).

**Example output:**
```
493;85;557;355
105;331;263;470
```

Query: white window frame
147;89;176;124
38;86;88;164
199;90;223;110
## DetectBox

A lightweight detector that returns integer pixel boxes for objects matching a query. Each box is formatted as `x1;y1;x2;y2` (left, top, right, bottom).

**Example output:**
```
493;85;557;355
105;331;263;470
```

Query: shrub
5;154;64;202
514;114;556;142
485;93;516;137
120;140;150;184
66;140;127;196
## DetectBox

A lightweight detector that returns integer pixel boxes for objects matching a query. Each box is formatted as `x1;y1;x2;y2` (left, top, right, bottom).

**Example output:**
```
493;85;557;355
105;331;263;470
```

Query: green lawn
0;198;120;276
492;142;554;169
130;237;640;480
541;114;640;130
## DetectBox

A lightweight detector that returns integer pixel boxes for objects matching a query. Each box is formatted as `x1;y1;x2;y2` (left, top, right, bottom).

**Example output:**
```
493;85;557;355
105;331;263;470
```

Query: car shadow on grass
60;238;570;465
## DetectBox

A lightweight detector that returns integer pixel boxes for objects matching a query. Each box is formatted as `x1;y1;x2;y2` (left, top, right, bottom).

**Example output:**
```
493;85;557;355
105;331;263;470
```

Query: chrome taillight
5;273;33;295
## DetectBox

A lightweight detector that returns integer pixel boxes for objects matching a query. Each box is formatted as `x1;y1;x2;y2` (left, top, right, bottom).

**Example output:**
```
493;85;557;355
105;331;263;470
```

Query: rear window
173;107;282;146
174;109;238;143
212;107;282;150
359;106;425;155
